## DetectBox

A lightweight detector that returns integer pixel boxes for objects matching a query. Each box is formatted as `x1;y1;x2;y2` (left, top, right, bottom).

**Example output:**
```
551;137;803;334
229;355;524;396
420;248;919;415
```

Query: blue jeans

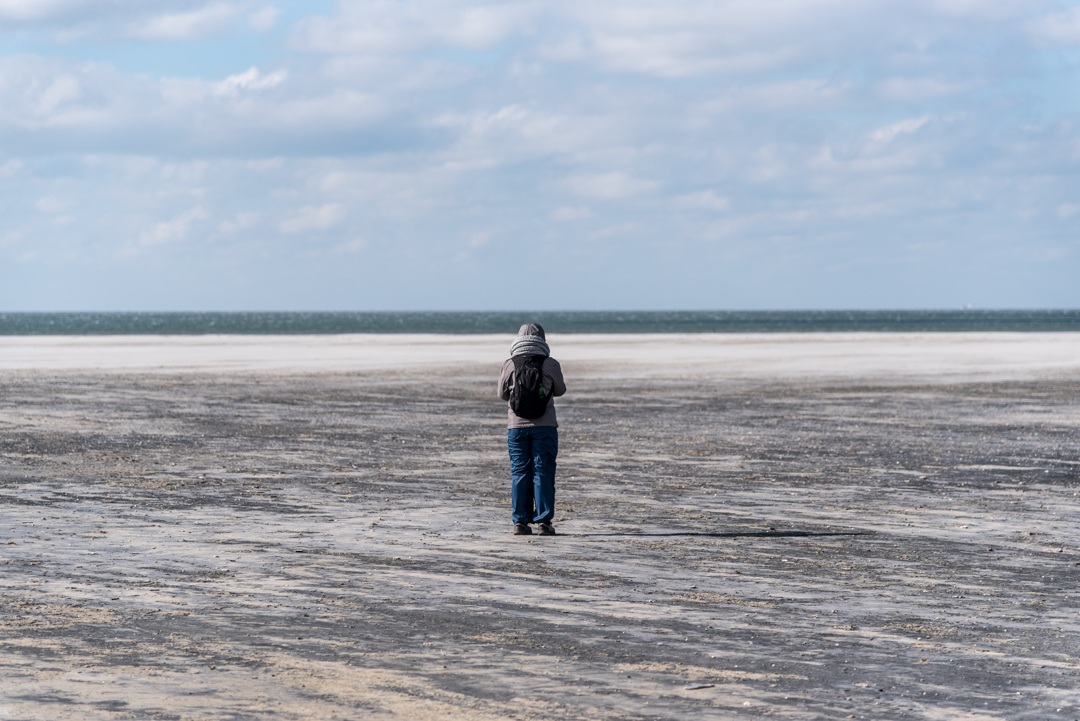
507;427;558;524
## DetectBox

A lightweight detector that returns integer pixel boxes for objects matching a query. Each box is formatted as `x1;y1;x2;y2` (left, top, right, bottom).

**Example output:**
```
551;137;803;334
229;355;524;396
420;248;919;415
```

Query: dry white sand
2;332;1080;381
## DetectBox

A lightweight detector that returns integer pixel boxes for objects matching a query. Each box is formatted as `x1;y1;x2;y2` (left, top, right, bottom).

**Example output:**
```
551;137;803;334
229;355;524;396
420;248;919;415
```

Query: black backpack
509;355;551;419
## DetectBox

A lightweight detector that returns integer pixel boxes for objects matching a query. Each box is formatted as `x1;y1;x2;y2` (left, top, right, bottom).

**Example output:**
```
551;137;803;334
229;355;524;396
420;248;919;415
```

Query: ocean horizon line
2;309;1079;335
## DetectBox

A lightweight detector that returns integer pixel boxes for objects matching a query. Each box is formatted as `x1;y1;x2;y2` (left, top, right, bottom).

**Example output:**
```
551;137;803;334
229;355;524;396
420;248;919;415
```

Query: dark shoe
513;523;532;535
537;522;555;536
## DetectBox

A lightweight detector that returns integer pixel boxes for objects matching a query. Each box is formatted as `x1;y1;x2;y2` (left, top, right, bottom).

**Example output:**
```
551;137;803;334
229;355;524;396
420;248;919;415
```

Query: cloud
288;0;885;79
675;190;729;212
292;0;537;56
333;238;366;253
869;116;931;145
551;206;590;221
35;195;70;213
280;204;347;234
707;79;851;113
930;0;1034;19
127;3;240;41
0;0;107;23
137;205;207;248
0;55;404;157
213;67;287;96
564;172;657;200
878;78;969;103
0;2;1038;161
216;211;258;235
0;160;24;178
249;6;278;32
1028;6;1080;45
0;228;22;249
546;0;884;78
467;230;492;248
44;70;81;105
0;1;252;41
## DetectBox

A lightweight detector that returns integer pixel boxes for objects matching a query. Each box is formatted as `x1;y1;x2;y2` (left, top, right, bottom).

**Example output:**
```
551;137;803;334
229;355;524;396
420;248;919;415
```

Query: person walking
498;323;566;536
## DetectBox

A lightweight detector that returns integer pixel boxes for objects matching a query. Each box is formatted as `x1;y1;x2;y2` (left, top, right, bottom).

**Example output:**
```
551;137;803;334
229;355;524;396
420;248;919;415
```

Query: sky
1;0;1079;311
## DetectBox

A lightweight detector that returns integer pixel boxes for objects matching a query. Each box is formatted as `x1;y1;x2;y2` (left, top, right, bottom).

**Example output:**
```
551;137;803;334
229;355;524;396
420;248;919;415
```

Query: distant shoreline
2;309;1080;335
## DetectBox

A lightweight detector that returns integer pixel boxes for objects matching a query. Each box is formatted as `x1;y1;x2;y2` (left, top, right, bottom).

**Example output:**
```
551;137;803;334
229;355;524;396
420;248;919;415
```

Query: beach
2;333;1079;720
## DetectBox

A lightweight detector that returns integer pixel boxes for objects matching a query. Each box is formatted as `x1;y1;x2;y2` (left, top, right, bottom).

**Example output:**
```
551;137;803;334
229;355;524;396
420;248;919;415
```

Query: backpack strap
512;354;546;369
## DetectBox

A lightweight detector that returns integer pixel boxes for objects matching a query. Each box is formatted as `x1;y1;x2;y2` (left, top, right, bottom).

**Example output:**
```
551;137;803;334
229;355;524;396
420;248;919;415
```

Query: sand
2;332;1080;381
2;333;1079;720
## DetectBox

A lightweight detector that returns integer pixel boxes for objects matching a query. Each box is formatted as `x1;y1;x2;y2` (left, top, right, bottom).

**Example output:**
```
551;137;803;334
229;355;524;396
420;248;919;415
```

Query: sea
1;310;1078;335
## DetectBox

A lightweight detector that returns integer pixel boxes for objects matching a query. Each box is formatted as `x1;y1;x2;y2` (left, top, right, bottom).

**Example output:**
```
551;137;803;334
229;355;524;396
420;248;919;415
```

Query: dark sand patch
1;369;1079;719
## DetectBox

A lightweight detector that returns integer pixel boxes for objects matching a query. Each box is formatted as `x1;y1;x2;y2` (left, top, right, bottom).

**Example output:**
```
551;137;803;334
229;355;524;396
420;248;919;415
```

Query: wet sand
2;334;1080;720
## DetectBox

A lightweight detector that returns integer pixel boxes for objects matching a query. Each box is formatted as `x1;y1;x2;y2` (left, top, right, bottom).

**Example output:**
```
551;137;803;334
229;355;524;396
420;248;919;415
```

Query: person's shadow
568;530;871;538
